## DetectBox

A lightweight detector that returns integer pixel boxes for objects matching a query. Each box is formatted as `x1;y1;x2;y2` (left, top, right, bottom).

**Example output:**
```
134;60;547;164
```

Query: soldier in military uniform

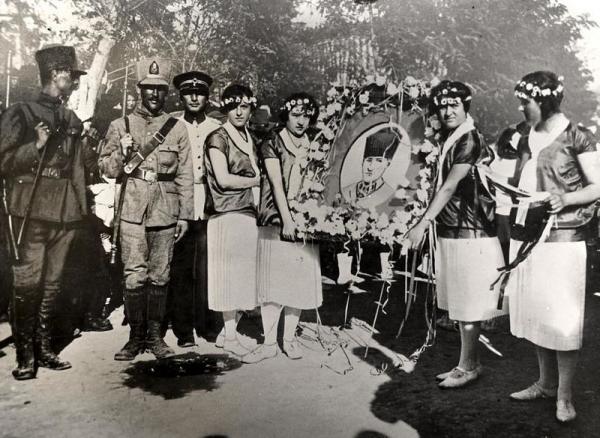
99;59;194;360
165;71;221;347
0;45;92;380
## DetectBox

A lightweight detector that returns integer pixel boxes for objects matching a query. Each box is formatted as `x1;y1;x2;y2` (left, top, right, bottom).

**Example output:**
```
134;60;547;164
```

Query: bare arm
264;158;296;239
207;148;259;190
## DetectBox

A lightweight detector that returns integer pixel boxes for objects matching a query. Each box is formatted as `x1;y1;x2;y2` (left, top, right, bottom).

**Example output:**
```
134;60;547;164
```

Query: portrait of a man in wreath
340;125;411;210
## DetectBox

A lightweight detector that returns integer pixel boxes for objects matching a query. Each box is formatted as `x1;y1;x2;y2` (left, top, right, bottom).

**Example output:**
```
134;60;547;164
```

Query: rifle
109;116;132;265
16;140;50;249
109;170;128;265
1;179;19;262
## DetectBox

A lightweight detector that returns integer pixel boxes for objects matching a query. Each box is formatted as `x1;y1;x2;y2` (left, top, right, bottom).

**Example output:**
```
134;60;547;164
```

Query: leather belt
436;224;497;239
512;227;588;243
39;167;70;179
129;168;176;182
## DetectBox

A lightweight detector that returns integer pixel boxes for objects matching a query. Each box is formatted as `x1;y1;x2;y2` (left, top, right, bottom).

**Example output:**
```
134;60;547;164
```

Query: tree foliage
1;0;598;138
313;0;599;138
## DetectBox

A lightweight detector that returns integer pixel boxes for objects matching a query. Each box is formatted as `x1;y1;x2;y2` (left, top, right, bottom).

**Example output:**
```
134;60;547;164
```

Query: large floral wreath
288;74;442;248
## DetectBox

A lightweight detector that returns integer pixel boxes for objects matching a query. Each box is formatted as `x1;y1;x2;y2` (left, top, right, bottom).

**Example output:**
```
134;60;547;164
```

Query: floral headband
220;95;258;107
432;86;472;107
281;98;316;116
514;76;564;100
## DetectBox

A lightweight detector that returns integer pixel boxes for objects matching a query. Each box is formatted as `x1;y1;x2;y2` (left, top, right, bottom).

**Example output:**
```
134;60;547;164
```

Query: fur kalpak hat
35;45;87;78
363;128;400;160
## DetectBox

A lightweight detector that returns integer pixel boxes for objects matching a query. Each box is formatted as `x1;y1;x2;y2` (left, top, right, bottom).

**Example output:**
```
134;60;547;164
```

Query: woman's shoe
436;364;482;381
283;338;303;360
241;343;278;364
438;366;480;389
216;330;257;349
556;399;576;422
509;382;557;401
222;338;250;357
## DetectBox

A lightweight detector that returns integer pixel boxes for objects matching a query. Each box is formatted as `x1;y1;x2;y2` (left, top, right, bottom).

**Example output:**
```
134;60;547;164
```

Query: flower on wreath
416;189;429;202
308;150;326;161
429;114;442;131
327;87;338;98
221;95;258;107
386;82;399;96
420;139;435;153
358;91;370;105
326;104;337;116
321;126;336;141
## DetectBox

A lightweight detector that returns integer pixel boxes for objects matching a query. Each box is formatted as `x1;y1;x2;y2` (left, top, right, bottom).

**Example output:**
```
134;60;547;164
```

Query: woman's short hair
430;80;472;113
278;92;319;125
514;71;564;117
220;83;257;114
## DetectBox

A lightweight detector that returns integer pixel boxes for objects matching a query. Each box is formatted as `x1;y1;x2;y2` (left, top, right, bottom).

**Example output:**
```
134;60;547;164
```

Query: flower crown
281;98;316;116
432;86;472;107
221;95;258;107
514;76;564;100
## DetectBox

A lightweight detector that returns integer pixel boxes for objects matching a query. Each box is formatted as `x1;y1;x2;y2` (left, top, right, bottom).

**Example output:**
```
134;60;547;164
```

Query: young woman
204;84;260;358
243;93;323;363
507;71;600;422
407;80;507;388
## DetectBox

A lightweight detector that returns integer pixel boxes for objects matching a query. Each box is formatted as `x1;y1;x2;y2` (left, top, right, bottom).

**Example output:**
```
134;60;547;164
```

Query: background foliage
1;0;598;139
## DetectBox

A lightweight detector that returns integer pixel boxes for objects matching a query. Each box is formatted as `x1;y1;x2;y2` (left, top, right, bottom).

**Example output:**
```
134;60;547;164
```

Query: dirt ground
1;247;599;438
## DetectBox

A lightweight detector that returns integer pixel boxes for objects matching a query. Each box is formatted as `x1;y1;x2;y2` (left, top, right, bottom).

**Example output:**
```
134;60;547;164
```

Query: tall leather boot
10;288;37;380
37;285;71;370
114;286;147;361
146;283;175;359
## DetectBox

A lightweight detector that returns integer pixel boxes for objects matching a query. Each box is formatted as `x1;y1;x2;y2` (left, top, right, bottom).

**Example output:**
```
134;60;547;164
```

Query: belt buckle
153;131;166;144
145;170;158;183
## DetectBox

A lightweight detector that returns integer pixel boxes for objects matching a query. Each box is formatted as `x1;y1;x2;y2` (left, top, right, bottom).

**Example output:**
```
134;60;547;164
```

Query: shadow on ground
121;352;241;400
342;250;600;438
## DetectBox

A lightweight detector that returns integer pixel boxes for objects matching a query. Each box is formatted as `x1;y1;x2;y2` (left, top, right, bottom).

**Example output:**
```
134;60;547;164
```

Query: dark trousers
166;220;219;340
10;219;75;354
61;216;112;328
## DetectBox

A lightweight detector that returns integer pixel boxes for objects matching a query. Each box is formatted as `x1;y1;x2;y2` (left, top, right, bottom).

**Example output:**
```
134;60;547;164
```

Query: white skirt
435;236;508;322
257;226;323;309
507;239;586;351
207;213;258;312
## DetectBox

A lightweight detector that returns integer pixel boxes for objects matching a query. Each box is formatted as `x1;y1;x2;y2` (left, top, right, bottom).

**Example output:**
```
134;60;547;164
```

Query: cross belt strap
123;117;179;175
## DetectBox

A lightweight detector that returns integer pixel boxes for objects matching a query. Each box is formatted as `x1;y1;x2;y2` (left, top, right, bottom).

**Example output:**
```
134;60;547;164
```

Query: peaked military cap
35;44;87;77
173;71;212;95
136;58;172;87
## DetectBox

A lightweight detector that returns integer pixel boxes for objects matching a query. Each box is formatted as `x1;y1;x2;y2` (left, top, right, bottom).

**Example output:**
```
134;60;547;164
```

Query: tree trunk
69;37;115;123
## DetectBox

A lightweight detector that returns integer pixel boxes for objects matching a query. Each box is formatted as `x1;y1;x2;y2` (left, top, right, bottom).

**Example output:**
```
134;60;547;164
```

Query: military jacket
99;105;194;226
0;93;91;223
